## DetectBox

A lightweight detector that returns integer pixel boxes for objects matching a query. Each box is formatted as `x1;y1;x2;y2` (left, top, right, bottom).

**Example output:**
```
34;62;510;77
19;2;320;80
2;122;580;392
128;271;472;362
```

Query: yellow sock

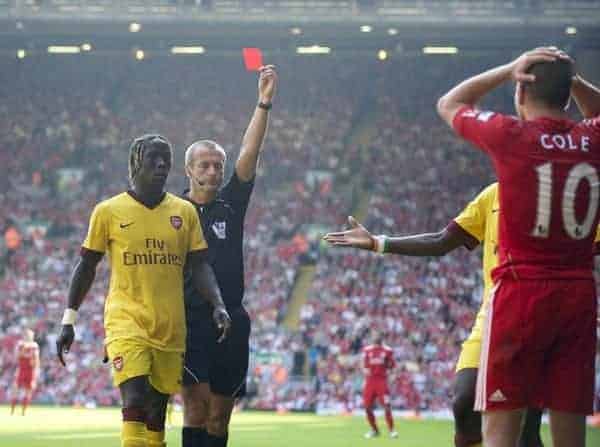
166;403;173;426
147;429;166;447
122;421;147;447
472;444;482;447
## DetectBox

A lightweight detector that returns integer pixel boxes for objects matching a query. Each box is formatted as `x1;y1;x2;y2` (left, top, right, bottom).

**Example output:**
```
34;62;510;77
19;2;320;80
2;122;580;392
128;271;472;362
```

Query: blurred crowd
1;53;598;413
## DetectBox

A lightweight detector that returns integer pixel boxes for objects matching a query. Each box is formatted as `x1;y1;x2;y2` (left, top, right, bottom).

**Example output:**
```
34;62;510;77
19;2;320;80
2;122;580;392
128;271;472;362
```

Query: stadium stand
0;52;598;415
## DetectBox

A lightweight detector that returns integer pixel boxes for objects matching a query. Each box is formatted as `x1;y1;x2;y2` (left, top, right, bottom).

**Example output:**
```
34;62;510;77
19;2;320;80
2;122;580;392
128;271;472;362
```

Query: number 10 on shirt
532;162;600;240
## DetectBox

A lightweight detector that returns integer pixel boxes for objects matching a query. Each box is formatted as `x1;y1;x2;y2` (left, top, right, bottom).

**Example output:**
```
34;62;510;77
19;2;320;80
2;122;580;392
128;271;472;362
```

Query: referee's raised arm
180;65;278;447
235;65;278;182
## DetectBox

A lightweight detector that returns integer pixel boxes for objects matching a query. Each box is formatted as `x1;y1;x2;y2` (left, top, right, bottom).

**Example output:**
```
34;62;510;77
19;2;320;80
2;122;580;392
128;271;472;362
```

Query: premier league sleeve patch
212;221;227;239
476;111;495;122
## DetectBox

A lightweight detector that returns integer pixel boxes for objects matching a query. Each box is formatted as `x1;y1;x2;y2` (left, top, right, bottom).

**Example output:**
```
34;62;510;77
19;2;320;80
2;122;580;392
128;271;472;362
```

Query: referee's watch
258;101;272;111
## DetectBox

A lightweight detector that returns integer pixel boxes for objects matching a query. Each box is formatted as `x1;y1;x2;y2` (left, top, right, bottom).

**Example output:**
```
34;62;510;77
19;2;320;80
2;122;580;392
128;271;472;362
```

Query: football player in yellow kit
56;135;231;447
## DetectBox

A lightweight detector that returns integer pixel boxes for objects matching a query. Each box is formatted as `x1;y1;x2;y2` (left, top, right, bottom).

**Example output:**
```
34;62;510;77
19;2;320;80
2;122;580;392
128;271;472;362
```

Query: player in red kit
362;334;398;439
10;329;40;416
438;47;600;447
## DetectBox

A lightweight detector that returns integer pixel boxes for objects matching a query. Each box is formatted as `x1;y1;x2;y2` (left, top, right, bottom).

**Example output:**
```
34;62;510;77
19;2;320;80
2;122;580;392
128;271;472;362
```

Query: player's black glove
56;324;75;367
213;306;232;343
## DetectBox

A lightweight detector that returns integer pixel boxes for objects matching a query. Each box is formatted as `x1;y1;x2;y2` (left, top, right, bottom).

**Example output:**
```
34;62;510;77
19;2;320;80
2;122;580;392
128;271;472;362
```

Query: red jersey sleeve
583;116;600;133
452;105;520;156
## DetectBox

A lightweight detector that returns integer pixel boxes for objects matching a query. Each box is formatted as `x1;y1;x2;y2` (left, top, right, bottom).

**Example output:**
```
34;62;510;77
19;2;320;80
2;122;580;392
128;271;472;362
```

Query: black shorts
183;306;251;398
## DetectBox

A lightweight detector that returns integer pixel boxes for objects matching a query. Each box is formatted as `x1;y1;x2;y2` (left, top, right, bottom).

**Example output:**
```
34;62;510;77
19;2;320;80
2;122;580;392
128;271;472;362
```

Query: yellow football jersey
454;183;499;303
454;182;600;337
83;192;207;352
453;183;499;339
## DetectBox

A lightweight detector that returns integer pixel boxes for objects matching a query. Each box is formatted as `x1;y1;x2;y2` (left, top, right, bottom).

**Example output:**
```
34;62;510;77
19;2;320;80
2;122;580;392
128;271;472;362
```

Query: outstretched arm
56;249;103;366
571;74;600;119
323;216;466;256
235;65;278;182
437;47;564;128
188;251;231;342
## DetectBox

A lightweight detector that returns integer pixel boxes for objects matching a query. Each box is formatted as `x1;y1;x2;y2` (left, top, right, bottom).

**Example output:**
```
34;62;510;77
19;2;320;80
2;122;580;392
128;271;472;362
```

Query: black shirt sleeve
219;170;254;219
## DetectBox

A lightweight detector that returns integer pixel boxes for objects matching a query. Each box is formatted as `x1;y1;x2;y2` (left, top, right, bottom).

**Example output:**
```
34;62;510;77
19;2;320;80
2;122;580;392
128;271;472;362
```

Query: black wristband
258;102;272;111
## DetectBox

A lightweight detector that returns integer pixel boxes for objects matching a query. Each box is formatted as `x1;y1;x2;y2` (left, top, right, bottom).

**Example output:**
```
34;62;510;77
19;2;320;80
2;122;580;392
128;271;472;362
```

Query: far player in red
438;47;600;447
10;329;40;416
362;334;398;439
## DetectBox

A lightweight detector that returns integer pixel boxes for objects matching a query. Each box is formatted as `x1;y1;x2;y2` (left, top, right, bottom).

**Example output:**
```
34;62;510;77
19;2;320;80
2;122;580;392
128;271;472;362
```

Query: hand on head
510;46;573;83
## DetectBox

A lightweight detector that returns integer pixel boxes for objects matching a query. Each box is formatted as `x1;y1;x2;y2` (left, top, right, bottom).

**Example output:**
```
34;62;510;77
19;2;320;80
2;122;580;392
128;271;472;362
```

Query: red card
243;48;263;71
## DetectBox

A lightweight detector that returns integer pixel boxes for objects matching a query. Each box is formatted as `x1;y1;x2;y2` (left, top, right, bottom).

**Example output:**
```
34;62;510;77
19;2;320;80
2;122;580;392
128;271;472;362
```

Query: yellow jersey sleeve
82;203;109;253
453;184;497;243
186;205;208;252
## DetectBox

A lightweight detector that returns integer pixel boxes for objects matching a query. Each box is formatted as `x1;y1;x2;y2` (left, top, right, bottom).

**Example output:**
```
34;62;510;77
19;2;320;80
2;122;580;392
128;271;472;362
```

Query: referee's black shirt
183;171;254;315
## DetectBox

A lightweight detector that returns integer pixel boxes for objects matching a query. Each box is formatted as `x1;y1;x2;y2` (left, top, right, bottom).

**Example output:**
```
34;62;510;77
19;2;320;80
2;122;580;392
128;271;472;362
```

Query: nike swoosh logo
120;222;134;228
492;209;499;213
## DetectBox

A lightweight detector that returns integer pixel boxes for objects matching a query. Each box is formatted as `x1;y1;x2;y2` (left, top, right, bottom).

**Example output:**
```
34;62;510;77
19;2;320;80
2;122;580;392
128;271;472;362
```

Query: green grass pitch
1;406;599;446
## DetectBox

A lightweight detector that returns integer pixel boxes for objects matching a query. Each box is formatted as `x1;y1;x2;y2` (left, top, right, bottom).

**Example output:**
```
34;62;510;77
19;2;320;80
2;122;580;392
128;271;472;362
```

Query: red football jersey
454;107;600;280
16;341;38;371
363;344;395;380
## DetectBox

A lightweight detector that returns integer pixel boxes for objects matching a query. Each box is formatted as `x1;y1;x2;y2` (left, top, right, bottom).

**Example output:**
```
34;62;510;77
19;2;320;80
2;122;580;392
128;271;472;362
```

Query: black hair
128;134;172;184
524;58;573;109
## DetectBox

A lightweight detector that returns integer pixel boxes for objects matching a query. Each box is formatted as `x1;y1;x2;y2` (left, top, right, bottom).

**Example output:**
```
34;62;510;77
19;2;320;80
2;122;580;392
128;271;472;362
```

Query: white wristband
372;235;387;254
61;308;77;326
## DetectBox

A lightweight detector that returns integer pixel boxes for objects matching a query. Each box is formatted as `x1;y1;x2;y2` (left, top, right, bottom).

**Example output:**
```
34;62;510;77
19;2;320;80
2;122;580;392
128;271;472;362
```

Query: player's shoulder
362;344;375;352
382;344;393;352
96;192;130;211
164;193;199;216
457;107;521;129
474;182;499;206
165;192;192;208
580;116;600;130
480;182;498;196
575;117;600;141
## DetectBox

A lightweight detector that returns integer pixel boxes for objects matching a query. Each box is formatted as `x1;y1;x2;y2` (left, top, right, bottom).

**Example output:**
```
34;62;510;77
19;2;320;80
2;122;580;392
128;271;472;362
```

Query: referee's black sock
182;427;207;447
206;432;228;447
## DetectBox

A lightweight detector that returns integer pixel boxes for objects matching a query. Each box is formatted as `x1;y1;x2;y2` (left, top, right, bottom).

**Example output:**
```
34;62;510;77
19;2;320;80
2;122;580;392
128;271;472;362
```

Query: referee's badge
212;221;227;239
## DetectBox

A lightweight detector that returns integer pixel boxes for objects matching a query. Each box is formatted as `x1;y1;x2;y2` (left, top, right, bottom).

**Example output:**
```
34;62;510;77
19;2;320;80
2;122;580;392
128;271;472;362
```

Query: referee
181;65;277;447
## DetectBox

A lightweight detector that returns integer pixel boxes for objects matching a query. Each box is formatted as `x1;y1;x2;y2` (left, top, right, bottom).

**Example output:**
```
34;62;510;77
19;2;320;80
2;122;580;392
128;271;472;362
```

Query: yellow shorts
106;338;184;395
455;309;484;372
455;331;481;372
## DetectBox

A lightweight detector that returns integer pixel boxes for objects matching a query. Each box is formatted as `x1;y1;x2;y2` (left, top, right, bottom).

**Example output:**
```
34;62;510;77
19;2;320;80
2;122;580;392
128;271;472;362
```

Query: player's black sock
182;427;207;447
518;408;544;447
206;432;228;447
182;427;194;447
454;432;483;447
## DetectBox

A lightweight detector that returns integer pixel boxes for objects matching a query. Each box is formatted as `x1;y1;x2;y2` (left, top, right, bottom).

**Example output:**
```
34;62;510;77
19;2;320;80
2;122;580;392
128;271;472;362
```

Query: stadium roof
1;1;600;26
1;1;599;54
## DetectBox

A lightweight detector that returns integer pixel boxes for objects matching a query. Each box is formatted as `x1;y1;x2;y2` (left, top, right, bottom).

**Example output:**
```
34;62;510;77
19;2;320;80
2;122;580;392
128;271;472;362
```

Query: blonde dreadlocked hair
128;134;172;186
